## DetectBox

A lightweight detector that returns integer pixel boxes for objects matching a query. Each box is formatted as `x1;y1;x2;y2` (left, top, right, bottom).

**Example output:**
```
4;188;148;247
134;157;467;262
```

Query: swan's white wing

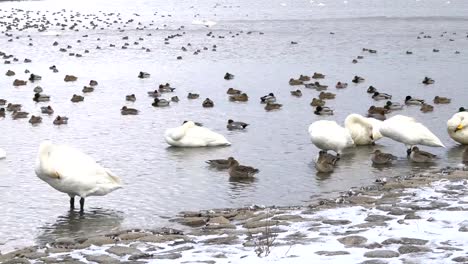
48;145;121;196
184;126;231;146
309;121;354;152
164;126;185;141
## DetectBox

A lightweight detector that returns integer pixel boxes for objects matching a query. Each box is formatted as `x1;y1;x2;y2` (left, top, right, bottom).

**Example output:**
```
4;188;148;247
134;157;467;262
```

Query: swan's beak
455;124;463;132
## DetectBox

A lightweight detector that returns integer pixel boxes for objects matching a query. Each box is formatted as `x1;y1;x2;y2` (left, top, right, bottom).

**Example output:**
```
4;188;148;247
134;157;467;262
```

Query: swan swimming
35;141;122;212
165;121;231;147
308;120;354;155
344;114;383;145
447;111;468;144
379;115;445;153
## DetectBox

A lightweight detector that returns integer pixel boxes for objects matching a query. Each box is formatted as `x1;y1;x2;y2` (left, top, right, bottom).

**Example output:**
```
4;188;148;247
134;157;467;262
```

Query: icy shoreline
1;168;468;264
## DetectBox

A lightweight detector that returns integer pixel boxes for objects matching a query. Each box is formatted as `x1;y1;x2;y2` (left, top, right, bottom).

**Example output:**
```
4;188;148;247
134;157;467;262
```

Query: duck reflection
36;208;123;246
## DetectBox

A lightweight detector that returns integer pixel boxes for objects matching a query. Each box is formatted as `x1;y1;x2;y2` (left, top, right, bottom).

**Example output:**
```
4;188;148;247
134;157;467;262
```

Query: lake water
0;0;468;252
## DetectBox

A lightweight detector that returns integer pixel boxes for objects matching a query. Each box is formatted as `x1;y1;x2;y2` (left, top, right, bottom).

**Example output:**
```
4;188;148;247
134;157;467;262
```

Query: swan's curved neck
38;142;53;174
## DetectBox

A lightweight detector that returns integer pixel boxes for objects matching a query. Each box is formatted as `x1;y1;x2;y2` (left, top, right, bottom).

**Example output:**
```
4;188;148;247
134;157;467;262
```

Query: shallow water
0;0;468;251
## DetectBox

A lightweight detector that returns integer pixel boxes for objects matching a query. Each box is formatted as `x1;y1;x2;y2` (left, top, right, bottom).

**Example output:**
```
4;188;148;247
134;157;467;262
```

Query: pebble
381;237;428;245
337;235;368;247
322;219;352;225
315;250;350;256
364;215;395;222
397;245;432;254
452;256;468;262
364;250;400;258
105;246;142;256
84;254;120;264
152;253;182;259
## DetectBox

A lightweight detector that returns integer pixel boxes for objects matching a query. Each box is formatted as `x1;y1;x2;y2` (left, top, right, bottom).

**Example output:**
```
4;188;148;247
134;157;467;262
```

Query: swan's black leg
79;198;85;213
69;197;75;210
406;148;412;156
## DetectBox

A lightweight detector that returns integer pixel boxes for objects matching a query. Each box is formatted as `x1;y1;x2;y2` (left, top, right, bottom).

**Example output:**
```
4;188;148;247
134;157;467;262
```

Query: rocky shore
1;168;468;264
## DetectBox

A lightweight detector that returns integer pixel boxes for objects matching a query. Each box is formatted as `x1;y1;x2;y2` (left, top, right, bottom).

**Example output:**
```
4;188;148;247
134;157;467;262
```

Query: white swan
447;112;468;144
344;114;383;145
165;121;231;147
379;115;445;152
308;120;354;155
0;148;5;159
35;141;122;212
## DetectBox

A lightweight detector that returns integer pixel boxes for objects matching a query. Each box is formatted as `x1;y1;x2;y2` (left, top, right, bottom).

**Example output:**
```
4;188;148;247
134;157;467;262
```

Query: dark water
0;0;467;251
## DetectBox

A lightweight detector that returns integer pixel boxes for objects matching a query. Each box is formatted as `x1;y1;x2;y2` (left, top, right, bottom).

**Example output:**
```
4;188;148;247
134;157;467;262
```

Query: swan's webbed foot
79;198;85;213
69;197;75;210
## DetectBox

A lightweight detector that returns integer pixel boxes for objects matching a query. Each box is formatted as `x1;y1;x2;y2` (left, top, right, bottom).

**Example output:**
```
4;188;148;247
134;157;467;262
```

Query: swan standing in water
35;141;122;212
308;120;354;156
165;121;231;147
379;115;445;154
447;111;468;144
344;114;383;145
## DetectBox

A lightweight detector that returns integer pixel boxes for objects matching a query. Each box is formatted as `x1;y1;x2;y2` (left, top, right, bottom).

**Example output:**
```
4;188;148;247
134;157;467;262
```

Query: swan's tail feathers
105;169;123;186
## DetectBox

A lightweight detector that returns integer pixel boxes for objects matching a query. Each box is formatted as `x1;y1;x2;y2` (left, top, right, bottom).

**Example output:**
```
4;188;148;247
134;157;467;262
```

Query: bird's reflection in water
228;177;257;199
36;208;124;246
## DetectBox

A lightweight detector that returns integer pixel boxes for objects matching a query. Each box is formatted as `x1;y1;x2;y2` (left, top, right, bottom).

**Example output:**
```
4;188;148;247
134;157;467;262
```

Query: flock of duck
1;6;467;212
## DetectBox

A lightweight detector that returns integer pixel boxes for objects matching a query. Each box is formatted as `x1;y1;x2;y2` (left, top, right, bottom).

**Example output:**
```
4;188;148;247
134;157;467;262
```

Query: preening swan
308;120;354;155
344;114;383;145
35;141;122;212
447;112;468;144
165;121;231;147
379;115;445;153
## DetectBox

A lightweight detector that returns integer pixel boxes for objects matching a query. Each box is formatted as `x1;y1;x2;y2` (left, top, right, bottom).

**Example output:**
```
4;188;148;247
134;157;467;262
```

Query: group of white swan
1;111;466;212
308;112;468;171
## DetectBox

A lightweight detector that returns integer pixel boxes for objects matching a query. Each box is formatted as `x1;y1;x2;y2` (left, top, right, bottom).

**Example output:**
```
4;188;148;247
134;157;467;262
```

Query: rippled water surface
1;0;468;251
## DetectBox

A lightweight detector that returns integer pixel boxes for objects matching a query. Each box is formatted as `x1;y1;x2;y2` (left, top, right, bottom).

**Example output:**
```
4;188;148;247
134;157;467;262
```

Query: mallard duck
64;75;77;82
12;110;29;119
310;98;325;107
313;82;328;90
126;94;136;102
420;103;434;113
227;88;241;95
29;115;42;124
409;146;436;162
384;101;404;111
299;75;311;82
405;96;424;105
13;79;27;86
71;94;84;103
41;106;54;115
7;103;21;112
352;58;358;63
289;78;303;86
319;92;335;100
171;96;179;102
152;98;170;107
82;86;94;93
433;96;451;104
314;106;334;115
315;150;338;173
459;107;467;112
352;76;365;83
371;150;397;165
187;92;200;99
5;70;15;76
147;90;161;98
368;105;388;115
33;86;43;93
406;51;413;55
290;89;302;97
0;99;6;106
53;115;68;125
312;72;325;79
335;82;348;89
89;80;98;86
0;108;5;117
121;106;139;115
229;93;248;102
227;119;248;130
422;77;435;85
367;86;377;93
372;92;392;100
33;93;50;102
260;93;276;103
138;71;150;78
206;157;236;169
228;159;259;178
265;102;282;111
224;72;234;80
29;74;42;81
158;84;176;93
202;98;214;107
